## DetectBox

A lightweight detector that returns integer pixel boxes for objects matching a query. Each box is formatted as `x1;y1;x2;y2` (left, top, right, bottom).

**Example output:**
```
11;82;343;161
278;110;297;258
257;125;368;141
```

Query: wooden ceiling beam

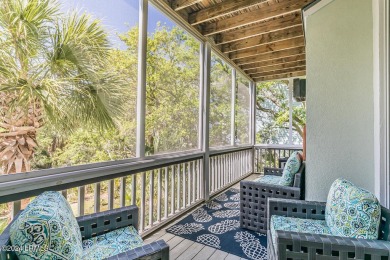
202;0;310;36
241;54;306;70
246;60;306;75
230;36;305;60
172;0;203;11
215;12;302;45
222;26;303;53
251;66;306;78
253;70;306;81
236;46;305;66
188;0;269;25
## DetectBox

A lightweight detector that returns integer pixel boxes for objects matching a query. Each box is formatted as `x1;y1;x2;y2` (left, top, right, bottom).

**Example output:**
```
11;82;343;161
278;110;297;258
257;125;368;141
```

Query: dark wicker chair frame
0;205;169;260
240;162;305;233
267;198;390;259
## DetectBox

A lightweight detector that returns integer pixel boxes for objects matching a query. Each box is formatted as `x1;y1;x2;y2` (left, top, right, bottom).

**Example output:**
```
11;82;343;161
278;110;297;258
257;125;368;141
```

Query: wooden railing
0;146;253;236
254;144;303;173
209;148;252;195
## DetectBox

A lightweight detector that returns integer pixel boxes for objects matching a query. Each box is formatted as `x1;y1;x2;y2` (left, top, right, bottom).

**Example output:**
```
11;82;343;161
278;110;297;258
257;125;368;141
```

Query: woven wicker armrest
273;230;390;259
267;198;326;221
264;167;283;176
77;205;139;240
106;239;169;260
241;180;301;191
240;182;302;233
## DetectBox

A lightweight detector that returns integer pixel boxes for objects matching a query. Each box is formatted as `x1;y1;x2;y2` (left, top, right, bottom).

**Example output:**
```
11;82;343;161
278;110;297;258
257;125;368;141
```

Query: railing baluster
191;161;196;202
187;162;190;205
78;186;85;216
209;157;213;194
236;152;239;178
157;168;162;222
199;159;204;199
149;170;154;227
229;154;232;183
164;167;168;219
171;165;175;215
131;175;136;205
215;156;218;192
140;172;146;232
182;163;186;208
197;160;200;200
222;155;225;187
216;156;220;191
108;179;114;210
177;164;181;211
94;183;100;213
12;201;21;219
259;148;263;172
238;152;244;177
218;156;222;190
213;156;217;192
120;177;126;207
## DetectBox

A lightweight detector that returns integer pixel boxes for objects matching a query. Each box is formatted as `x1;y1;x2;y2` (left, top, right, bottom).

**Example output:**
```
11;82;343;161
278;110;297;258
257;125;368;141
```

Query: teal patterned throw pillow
278;151;302;186
10;191;83;260
325;178;381;239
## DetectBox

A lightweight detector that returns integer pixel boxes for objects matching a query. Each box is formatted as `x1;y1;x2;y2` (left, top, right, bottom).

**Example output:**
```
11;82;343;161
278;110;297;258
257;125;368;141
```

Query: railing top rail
209;145;253;156
0;150;203;184
254;144;303;149
0;151;204;204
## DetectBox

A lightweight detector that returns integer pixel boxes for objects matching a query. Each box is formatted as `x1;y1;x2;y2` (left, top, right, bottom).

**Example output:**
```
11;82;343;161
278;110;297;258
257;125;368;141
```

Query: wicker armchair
0;205;169;260
267;198;390;259
240;162;305;233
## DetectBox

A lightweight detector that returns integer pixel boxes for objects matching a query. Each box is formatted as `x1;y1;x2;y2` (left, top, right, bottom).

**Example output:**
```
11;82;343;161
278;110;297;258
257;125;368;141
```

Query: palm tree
0;0;127;174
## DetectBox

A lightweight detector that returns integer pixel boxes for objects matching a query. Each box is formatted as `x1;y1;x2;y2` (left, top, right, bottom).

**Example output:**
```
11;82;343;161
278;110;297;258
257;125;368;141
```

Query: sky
60;0;175;49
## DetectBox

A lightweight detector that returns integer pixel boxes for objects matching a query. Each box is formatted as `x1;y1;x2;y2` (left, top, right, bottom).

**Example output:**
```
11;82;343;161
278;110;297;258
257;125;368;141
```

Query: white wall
305;0;374;201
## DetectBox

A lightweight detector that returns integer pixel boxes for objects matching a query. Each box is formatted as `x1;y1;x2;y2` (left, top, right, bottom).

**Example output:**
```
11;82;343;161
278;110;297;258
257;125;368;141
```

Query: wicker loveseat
268;179;390;259
240;154;305;233
0;191;169;260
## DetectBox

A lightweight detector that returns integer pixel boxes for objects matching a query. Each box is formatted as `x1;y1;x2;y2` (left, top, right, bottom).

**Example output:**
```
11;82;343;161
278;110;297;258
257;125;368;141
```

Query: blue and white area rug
166;188;267;259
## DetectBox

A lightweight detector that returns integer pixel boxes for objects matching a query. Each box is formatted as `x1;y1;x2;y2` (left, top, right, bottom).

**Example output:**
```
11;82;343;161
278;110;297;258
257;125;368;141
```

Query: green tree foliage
210;55;233;147
0;0;128;173
256;81;306;144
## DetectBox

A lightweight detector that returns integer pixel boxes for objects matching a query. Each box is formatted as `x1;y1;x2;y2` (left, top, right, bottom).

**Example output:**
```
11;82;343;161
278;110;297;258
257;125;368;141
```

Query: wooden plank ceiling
167;0;313;82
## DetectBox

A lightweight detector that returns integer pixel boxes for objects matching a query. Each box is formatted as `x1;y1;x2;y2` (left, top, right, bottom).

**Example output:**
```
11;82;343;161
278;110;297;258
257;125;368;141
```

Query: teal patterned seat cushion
254;175;285;186
10;191;83;260
325;178;381;239
82;226;143;260
278;151;302;186
270;215;332;247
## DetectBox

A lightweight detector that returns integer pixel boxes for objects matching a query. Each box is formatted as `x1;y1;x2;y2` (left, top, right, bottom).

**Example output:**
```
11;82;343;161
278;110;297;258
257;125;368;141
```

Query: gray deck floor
143;174;260;260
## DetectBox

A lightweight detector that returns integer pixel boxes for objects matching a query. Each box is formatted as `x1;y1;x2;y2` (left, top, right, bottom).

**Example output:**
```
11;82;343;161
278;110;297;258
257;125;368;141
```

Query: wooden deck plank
225;253;243;260
208;249;229;260
143;229;167;243
167;235;186;249
192;245;217;260
170;239;195;259
176;242;205;260
146;231;174;246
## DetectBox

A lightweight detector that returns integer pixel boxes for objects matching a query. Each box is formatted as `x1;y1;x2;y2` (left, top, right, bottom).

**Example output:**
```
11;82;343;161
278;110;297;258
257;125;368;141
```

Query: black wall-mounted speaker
293;78;306;102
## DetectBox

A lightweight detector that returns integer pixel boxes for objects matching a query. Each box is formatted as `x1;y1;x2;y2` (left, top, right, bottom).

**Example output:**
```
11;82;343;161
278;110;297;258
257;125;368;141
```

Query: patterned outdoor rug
166;188;267;260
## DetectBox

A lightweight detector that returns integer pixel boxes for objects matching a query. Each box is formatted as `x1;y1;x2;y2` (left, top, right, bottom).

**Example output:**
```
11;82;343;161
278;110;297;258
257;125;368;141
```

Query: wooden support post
201;42;211;200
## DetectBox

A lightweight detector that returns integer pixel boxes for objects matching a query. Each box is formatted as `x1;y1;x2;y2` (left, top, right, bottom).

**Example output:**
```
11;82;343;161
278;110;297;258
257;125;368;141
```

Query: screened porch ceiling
163;0;313;82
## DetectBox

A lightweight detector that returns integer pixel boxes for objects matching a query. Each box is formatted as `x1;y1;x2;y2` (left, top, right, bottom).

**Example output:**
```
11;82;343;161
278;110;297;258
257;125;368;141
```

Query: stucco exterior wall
305;0;374;201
